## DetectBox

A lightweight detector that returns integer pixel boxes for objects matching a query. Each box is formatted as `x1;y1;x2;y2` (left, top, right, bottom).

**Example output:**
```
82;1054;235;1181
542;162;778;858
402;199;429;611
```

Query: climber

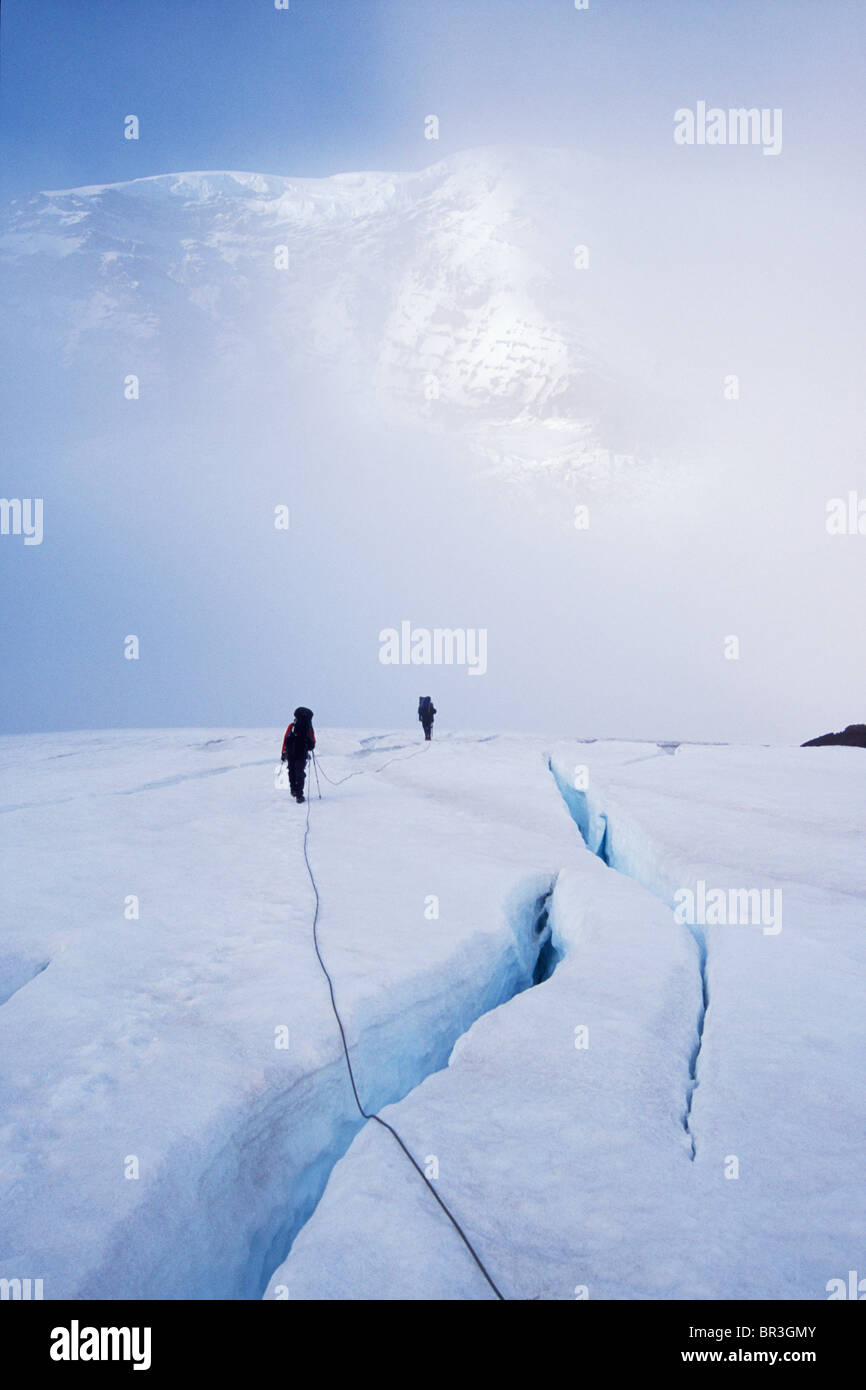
418;696;436;741
281;707;316;802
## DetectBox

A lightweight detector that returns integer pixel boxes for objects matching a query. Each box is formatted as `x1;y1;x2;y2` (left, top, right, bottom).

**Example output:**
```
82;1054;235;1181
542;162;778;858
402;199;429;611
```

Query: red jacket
282;721;316;761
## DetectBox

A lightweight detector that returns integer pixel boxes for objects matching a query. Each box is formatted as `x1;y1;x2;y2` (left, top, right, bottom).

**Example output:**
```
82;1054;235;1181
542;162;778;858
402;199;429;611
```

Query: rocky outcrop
802;724;866;748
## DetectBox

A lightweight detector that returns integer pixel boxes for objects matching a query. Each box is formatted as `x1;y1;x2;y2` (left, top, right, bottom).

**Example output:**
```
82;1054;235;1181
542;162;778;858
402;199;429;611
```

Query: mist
2;1;864;746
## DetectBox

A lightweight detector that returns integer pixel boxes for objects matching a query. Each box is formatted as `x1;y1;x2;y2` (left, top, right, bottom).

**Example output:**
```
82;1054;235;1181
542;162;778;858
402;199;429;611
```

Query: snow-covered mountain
0;148;657;483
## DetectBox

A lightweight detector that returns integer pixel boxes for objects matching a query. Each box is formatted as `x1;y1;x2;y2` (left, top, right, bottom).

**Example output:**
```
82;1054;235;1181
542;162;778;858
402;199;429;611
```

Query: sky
2;0;864;199
1;0;865;742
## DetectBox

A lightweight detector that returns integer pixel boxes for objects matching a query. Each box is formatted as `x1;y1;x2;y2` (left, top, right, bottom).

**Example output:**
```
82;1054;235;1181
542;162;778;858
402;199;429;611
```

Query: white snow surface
0;726;578;1298
0;729;863;1301
265;738;866;1300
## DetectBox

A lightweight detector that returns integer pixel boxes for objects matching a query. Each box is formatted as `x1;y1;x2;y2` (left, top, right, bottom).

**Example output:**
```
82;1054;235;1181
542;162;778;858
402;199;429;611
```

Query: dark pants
422;722;433;741
288;757;307;797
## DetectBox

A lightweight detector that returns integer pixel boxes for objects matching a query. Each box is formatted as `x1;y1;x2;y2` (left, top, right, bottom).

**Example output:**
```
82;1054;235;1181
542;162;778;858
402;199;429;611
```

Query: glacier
1;727;862;1300
0;726;586;1298
264;738;866;1300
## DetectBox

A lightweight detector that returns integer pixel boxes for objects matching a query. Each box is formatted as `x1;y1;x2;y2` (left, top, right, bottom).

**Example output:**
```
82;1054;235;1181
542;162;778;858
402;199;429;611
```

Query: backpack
285;707;314;756
418;696;433;721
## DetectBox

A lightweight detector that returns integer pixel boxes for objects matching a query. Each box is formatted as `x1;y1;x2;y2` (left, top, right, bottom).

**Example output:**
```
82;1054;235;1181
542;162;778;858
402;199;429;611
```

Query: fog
2;1;864;745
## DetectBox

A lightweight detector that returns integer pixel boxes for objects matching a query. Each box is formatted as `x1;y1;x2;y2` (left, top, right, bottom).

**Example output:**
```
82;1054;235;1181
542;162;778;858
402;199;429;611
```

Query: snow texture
1;730;862;1300
265;739;866;1300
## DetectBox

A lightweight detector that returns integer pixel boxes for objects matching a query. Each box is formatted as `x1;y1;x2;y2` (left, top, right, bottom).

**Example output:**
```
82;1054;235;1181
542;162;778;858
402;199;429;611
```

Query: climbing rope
296;739;506;1301
313;739;428;786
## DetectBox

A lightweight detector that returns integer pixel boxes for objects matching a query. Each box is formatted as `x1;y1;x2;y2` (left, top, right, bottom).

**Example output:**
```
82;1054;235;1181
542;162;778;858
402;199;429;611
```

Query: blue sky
2;0;862;198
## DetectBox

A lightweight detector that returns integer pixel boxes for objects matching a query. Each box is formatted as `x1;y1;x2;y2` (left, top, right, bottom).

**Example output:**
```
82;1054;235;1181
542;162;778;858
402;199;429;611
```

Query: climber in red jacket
281;707;316;803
